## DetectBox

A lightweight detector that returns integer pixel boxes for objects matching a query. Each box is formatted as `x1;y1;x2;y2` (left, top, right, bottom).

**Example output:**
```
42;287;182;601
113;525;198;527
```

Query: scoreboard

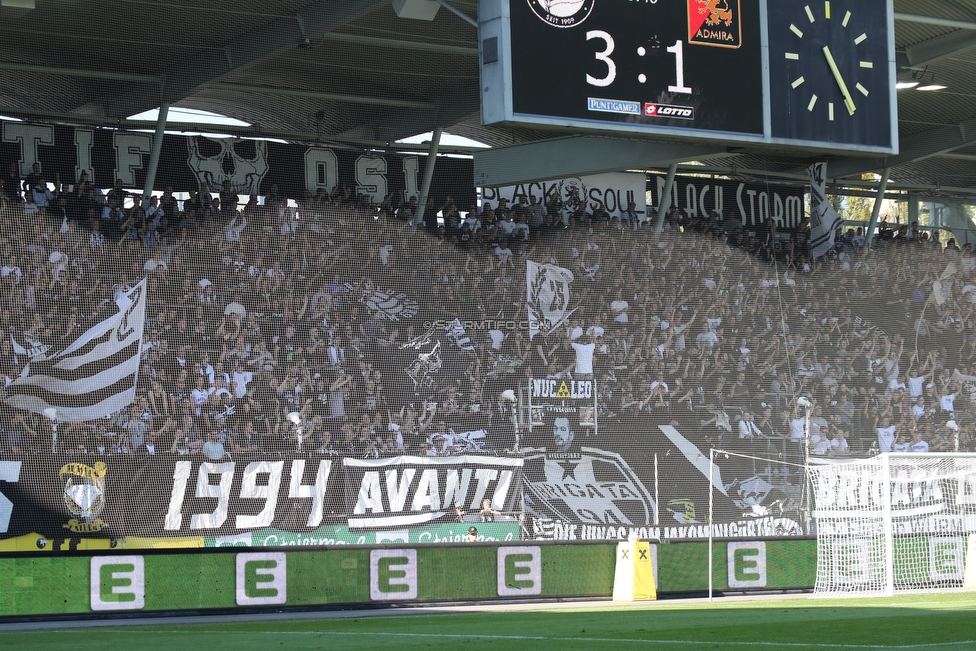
479;0;897;154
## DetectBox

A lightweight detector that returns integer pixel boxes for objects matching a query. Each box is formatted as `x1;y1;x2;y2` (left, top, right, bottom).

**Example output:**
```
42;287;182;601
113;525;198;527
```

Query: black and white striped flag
5;280;147;422
807;162;842;259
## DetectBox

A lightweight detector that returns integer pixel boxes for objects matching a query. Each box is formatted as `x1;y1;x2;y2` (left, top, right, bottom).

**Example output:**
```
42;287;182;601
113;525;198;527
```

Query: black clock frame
767;0;893;149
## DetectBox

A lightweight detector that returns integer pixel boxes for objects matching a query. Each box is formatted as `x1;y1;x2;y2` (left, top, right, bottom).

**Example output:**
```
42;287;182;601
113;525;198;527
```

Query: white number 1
586;30;617;87
667;40;693;94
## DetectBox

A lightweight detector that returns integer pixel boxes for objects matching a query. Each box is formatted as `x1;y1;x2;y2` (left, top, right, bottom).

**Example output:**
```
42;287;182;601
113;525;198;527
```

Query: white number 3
586;30;616;88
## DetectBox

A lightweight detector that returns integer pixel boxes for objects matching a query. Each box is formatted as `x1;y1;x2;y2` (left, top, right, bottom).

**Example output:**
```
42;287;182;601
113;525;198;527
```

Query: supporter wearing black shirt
22;162;42;195
4;163;20;202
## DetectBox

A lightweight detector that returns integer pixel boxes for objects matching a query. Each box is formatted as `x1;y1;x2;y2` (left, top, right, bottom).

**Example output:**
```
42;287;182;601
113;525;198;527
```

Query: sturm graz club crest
60;461;109;533
527;0;595;28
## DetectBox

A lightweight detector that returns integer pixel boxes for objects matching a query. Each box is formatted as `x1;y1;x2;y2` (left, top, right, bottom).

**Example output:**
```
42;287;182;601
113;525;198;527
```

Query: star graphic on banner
543;456;633;525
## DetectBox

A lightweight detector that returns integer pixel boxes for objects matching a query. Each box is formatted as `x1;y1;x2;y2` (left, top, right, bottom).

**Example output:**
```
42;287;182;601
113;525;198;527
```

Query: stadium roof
3;0;976;193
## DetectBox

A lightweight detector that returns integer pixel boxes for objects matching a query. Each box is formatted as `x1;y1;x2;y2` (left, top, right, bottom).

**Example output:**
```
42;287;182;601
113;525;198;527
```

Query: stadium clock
767;0;892;148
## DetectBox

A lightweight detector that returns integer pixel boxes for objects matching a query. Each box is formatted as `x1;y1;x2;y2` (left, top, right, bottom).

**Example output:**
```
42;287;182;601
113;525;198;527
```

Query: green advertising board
0;540;819;618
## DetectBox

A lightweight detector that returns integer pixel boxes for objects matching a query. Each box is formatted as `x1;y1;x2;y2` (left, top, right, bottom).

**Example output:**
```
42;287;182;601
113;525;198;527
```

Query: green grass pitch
3;593;975;650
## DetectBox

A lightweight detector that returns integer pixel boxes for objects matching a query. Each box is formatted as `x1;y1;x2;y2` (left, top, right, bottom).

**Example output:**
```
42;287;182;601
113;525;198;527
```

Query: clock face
768;0;892;149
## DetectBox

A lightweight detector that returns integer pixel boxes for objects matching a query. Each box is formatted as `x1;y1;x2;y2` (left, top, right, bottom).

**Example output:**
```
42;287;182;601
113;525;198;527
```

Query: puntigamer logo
527;0;595;28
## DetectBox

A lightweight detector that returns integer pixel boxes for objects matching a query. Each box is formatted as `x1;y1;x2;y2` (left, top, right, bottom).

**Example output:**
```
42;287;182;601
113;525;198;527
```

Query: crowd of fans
0;164;974;465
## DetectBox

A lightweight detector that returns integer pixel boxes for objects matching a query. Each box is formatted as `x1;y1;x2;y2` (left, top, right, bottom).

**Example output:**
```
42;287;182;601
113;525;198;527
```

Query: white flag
445;318;476;351
807;162;842;258
526;260;575;339
5;280;148;422
931;263;958;306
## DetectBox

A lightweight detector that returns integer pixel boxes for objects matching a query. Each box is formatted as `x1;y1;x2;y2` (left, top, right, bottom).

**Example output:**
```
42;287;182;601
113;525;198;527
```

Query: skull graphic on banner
186;136;270;195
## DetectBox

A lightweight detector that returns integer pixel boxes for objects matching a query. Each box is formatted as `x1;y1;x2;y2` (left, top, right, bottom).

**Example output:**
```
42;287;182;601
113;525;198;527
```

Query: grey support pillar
142;102;169;201
413;126;442;226
653;163;678;234
907;191;919;225
863;166;891;250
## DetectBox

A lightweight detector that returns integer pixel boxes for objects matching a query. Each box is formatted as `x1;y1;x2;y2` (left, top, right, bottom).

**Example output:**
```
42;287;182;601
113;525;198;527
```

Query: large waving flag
5;280;147;422
807;162;842;259
527;260;575;339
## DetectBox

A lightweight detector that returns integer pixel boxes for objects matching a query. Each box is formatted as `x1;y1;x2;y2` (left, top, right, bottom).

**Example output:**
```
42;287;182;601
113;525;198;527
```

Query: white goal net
809;454;976;596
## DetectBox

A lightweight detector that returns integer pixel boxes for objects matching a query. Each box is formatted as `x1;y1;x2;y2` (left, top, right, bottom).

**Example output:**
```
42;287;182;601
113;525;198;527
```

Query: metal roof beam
936;152;976;162
897;29;976;68
90;0;392;119
321;32;478;55
215;82;438;109
820;117;976;178
894;13;976;31
0;62;161;84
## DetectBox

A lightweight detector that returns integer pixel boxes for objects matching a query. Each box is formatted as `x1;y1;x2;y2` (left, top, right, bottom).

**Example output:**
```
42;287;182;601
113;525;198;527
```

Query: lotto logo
90;556;145;611
236;552;287;605
644;103;695;120
497;546;542;596
727;542;767;588
370;549;418;601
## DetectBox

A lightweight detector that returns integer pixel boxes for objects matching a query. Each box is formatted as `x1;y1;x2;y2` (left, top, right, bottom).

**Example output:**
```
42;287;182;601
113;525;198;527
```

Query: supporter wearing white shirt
463;212;481;233
571;335;596;376
877;419;896;452
738;412;761;439
232;366;253;399
494;243;513;264
911;397;926;420
832;432;850;456
909;431;929;453
610;290;629;324
190;376;214;416
940;391;955;415
811;427;837;455
790;415;806;443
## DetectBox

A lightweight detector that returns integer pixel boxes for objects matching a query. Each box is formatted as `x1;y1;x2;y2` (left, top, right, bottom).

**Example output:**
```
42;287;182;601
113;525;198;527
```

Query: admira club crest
527;0;595;28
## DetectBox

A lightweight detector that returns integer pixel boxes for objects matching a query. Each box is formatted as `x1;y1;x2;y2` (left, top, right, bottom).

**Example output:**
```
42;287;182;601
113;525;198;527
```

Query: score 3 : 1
585;31;693;94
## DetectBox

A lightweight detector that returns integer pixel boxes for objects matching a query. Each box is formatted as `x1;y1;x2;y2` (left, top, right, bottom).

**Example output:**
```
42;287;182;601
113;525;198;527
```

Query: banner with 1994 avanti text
0;455;523;550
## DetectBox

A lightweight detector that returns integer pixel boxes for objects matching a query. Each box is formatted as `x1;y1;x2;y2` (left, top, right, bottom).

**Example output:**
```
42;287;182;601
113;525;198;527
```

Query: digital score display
479;0;898;154
511;0;764;136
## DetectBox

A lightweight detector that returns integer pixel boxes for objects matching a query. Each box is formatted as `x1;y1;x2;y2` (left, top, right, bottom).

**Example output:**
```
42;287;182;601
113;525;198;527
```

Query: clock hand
822;46;857;115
